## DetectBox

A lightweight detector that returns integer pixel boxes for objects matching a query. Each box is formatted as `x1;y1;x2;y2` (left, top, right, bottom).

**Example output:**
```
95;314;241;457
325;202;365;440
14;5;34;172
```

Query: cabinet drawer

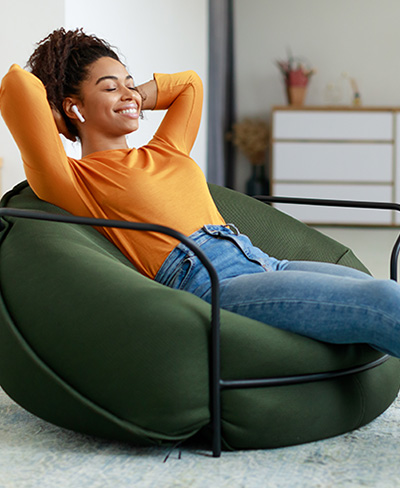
273;142;393;182
273;111;393;141
273;183;393;224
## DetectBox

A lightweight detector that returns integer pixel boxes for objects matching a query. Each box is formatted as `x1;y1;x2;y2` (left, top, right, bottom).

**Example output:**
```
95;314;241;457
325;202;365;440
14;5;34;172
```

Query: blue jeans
155;225;400;357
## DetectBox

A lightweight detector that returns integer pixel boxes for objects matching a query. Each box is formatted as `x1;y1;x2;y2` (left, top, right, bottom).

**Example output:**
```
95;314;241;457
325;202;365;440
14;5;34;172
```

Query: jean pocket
167;255;196;290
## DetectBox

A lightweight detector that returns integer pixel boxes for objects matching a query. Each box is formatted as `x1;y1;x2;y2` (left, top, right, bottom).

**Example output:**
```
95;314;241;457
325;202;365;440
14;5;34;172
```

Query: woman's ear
63;98;85;123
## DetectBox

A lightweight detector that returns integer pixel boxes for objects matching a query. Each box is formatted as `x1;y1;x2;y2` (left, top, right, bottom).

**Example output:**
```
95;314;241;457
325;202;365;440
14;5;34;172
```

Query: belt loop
225;223;239;235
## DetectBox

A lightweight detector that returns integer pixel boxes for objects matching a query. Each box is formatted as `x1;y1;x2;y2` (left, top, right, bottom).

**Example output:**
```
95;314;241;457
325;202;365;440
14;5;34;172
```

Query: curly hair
26;28;121;138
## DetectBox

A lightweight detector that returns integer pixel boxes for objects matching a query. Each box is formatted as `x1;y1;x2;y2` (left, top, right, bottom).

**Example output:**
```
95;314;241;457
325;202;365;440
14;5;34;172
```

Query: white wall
233;0;400;190
0;0;208;194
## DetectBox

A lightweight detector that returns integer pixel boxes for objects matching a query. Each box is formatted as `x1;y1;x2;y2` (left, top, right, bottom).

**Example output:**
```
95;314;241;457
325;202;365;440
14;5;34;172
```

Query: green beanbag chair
0;180;399;451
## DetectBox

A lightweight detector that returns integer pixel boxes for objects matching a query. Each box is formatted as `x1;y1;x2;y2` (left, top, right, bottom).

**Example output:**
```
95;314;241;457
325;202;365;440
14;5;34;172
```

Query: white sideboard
271;107;400;225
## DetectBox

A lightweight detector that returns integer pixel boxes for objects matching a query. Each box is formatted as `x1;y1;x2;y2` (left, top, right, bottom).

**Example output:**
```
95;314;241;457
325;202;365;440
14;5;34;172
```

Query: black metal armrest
0;207;390;459
0;208;223;456
254;195;400;282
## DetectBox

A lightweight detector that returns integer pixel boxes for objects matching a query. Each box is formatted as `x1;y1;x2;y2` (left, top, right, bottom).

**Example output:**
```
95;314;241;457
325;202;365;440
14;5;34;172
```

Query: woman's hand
134;80;158;111
51;108;76;142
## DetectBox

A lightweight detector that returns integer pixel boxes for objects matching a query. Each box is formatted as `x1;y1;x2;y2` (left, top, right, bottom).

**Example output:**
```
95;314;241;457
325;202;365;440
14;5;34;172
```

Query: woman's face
76;56;141;141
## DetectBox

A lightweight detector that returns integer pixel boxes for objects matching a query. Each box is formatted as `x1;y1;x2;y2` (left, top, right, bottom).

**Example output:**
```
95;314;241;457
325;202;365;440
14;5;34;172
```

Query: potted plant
228;118;270;195
276;52;316;105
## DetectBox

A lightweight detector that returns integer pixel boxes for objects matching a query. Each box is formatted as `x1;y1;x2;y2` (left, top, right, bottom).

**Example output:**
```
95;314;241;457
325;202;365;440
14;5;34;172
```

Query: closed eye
104;87;135;92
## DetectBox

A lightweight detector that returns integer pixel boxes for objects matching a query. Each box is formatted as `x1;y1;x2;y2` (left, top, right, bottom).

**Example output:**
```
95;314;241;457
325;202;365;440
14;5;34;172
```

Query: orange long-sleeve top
0;65;225;278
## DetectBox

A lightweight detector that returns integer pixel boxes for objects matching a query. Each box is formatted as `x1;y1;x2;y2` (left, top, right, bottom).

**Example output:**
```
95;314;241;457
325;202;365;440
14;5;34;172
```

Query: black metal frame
0;195;398;458
255;195;400;281
210;194;399;456
0;208;224;454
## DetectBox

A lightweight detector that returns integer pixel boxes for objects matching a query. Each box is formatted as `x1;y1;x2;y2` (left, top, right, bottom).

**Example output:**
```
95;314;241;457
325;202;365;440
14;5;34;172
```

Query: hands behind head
51;108;77;142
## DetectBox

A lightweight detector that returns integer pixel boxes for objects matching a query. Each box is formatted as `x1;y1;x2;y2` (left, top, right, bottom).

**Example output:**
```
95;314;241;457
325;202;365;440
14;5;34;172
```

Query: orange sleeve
152;71;203;155
0;65;75;202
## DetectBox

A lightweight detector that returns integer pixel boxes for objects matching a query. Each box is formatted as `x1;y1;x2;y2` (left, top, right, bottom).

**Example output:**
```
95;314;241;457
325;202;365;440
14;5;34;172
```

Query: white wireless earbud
71;105;85;123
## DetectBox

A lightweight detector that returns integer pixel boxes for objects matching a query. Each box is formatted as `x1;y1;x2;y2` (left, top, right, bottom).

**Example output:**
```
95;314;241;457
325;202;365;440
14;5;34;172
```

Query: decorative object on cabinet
228;118;270;195
342;72;362;106
276;52;316;106
271;106;400;226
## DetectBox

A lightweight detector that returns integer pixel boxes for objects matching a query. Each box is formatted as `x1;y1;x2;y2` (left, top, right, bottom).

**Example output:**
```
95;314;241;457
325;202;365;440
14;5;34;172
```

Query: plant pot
246;164;269;196
286;85;307;106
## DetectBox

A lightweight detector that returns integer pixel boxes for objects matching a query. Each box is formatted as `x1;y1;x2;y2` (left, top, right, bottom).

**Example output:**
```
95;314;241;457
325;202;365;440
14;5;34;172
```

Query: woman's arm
0;65;74;201
146;71;203;155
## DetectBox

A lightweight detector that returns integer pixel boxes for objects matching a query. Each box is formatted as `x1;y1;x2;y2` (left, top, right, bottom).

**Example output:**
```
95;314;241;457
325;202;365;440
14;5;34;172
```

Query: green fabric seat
0;181;399;451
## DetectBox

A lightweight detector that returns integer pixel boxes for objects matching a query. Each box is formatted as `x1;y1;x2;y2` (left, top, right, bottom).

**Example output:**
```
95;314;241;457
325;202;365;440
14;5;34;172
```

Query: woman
1;28;400;357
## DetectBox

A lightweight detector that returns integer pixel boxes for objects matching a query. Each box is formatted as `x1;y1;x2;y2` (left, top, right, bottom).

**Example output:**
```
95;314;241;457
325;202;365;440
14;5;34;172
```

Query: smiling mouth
117;108;138;115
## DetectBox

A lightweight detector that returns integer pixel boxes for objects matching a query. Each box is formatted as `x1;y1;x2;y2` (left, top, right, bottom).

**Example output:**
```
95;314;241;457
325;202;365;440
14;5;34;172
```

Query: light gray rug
1;386;400;488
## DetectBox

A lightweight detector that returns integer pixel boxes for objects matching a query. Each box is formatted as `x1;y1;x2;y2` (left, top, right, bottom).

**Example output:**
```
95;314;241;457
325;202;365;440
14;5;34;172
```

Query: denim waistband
154;224;238;288
155;224;287;296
